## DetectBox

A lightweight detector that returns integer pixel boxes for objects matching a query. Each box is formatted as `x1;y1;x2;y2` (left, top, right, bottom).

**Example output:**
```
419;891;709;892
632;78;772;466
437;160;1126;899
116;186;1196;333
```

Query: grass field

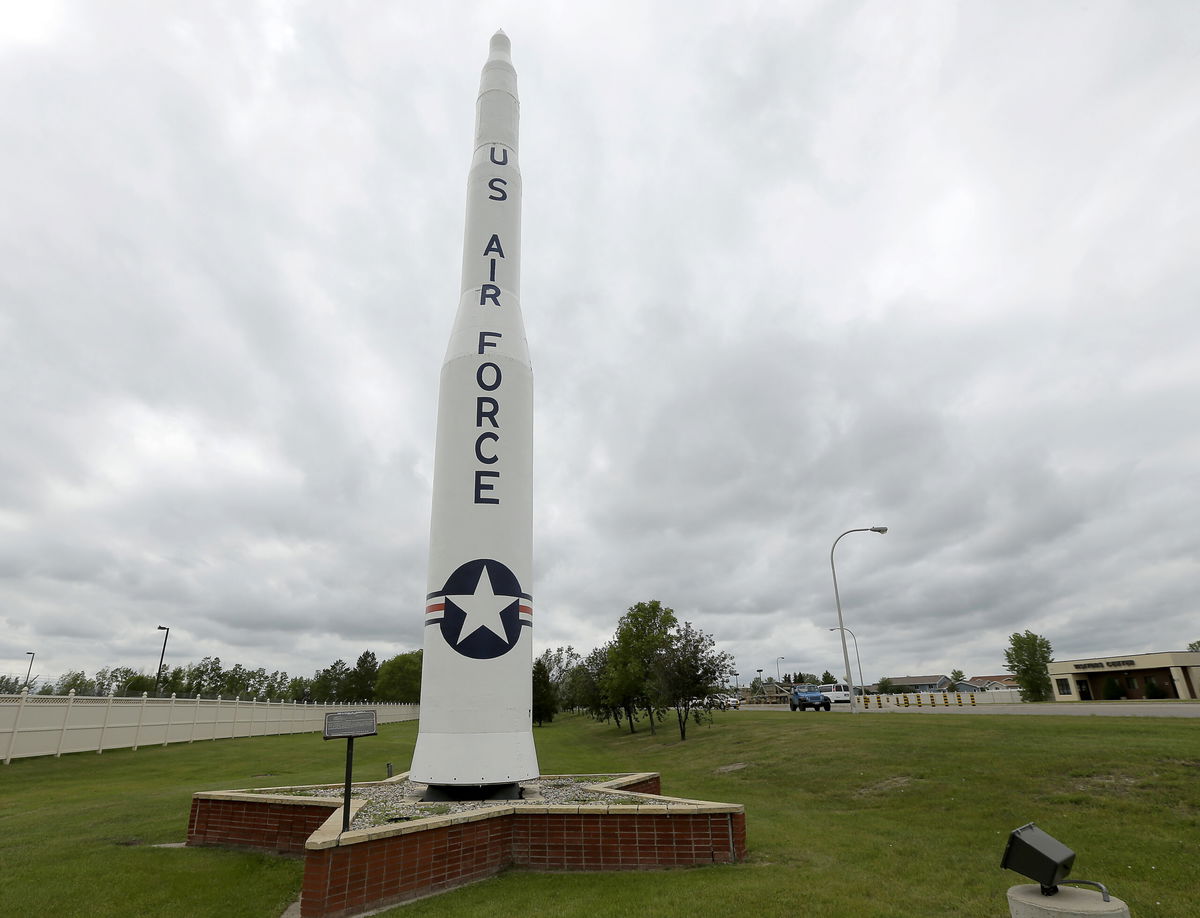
2;710;1197;918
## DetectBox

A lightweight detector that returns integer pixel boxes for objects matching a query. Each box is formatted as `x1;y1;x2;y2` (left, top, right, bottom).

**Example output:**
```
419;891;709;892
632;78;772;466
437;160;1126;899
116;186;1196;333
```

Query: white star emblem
448;564;513;643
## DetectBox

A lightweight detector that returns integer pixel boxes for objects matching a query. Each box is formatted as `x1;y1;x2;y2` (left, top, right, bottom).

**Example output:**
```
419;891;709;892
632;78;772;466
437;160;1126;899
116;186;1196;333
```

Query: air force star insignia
424;559;532;659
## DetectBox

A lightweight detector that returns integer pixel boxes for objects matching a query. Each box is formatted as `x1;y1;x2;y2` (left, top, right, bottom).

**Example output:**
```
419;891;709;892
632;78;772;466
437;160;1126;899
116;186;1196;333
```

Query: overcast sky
2;1;1198;690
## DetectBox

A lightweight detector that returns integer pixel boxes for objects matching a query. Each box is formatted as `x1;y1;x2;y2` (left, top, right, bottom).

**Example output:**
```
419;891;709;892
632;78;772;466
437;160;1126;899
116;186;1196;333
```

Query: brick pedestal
186;773;745;918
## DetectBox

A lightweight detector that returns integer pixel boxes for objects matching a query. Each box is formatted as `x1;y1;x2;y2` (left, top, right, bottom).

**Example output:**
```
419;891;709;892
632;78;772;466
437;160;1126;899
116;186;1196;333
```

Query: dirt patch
854;776;911;797
714;763;750;774
1074;774;1138;794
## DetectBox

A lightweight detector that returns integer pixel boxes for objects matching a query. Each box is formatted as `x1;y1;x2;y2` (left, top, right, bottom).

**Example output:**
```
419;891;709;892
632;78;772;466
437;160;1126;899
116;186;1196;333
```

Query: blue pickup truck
789;684;832;712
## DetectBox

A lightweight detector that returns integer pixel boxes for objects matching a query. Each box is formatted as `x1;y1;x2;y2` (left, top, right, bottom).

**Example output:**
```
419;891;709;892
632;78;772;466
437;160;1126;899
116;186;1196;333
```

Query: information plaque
323;710;377;740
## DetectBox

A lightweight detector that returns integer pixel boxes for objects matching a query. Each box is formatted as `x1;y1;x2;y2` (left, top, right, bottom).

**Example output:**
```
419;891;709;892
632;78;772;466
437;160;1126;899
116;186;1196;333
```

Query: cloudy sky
3;1;1198;690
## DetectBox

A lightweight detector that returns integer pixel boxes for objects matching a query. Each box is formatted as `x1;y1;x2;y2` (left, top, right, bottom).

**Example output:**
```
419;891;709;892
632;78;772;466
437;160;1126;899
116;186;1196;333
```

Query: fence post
232;696;240;738
212;696;221;741
55;690;77;758
132;692;149;751
3;688;30;765
97;691;116;754
189;693;200;742
163;693;176;746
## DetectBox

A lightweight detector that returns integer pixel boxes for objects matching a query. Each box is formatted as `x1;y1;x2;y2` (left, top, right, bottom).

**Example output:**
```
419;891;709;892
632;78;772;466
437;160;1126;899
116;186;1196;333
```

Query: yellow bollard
903;695;910;707
942;692;949;706
916;694;922;707
970;693;976;706
956;692;963;706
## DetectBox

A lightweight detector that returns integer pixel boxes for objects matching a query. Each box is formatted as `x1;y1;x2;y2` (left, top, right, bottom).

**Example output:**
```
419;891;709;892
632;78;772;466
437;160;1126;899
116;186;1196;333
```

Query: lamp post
755;668;763;701
24;651;35;690
831;526;887;714
154;625;170;695
775;655;785;682
829;627;865;701
731;670;739;693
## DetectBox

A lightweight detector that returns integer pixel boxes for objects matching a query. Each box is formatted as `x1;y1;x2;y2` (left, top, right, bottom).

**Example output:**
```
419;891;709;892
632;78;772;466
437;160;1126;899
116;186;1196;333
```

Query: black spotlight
1001;823;1076;896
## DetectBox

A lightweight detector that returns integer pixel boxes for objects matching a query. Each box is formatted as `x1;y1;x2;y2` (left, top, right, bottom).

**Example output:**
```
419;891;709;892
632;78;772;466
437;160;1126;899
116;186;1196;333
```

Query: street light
829;627;865;700
775;656;785;682
755;668;764;701
24;652;35;690
154;625;170;695
831;526;887;714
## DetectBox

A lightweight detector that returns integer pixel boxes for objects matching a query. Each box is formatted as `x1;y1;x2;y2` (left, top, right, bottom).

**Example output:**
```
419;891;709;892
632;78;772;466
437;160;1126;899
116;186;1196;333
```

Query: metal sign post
323;711;378;833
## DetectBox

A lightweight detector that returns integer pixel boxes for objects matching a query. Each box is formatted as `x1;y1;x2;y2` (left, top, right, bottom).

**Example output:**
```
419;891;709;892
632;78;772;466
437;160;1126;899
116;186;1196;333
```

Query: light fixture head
157;625;168;631
871;526;888;534
1001;823;1075;896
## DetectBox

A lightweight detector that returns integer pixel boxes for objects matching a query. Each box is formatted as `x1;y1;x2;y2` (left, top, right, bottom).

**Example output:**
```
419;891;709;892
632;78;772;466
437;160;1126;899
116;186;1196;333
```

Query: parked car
706;694;739;709
818;682;862;704
789;684;832;712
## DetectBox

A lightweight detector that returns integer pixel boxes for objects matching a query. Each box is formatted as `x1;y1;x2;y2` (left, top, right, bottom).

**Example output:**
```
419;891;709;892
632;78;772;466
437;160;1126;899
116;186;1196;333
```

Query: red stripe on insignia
519;604;532;615
425;602;445;614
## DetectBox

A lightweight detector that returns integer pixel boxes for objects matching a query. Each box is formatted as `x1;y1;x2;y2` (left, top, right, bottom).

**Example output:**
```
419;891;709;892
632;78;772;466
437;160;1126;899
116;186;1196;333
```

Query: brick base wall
302;810;746;918
187;797;338;854
615;775;661;794
185;774;745;918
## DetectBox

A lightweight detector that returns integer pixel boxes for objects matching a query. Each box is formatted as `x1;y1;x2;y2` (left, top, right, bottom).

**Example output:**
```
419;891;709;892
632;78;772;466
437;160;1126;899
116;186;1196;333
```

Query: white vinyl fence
2;690;419;764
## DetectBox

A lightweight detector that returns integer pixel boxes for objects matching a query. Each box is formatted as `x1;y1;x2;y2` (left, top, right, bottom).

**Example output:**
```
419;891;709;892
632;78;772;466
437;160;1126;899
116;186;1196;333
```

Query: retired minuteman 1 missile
409;31;538;794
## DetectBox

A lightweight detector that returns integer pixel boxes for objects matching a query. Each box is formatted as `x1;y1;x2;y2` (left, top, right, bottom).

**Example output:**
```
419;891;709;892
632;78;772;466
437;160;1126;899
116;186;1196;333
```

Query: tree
311;659;352;701
877;677;895;694
185;657;224;695
55;671;97;696
949;668;965;685
220;663;255;698
748;675;764;700
821;670;836;684
124;673;156;695
600;642;643;733
1188;640;1200;652
1003;631;1054;702
287;675;313;702
160;666;188;696
608;600;678;735
535;646;580;708
346;651;379;702
571;646;623;727
532;659;556;726
375;651;422;702
654;621;733;740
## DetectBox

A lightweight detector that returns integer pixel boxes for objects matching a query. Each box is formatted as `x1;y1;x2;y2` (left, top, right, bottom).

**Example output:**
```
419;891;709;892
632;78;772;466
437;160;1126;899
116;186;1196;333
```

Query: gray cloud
2;2;1198;688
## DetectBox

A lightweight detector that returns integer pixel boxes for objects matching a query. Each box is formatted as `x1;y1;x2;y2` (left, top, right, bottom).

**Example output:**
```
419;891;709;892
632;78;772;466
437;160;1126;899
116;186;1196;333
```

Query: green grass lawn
1;711;1196;917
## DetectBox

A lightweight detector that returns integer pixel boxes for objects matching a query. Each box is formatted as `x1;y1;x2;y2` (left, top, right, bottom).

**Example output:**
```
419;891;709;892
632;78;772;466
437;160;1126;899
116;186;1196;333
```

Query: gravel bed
261;775;645;830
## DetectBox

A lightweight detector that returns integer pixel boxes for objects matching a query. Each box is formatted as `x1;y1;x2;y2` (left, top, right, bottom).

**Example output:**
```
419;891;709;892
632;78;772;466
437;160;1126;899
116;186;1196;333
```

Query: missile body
409;32;539;789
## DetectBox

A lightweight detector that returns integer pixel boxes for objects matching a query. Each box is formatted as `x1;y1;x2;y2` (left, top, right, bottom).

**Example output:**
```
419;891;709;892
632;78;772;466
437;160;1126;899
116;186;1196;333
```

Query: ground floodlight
1001;823;1076;895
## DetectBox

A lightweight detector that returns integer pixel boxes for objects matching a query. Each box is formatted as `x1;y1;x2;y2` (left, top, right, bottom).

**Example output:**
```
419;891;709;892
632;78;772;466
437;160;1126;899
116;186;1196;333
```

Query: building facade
1047;651;1200;701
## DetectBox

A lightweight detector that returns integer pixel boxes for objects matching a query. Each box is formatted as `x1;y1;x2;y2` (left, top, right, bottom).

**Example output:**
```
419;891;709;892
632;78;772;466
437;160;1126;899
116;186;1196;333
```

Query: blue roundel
431;559;527;660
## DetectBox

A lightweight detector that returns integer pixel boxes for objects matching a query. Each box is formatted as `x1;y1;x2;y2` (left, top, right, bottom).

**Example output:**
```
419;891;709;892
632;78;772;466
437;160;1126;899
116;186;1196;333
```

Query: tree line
4;649;425;703
530;600;732;741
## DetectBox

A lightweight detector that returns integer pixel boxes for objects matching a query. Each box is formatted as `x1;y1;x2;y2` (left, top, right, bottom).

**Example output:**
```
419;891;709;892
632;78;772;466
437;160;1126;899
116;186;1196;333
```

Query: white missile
409;31;539;793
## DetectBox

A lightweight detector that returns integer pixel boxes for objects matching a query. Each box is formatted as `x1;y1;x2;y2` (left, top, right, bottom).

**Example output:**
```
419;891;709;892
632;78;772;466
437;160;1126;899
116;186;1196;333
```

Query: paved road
738;701;1200;718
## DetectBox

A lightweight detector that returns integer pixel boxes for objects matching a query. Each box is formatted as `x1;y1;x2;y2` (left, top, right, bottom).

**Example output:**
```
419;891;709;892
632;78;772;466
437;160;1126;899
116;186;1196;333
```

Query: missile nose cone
489;29;511;63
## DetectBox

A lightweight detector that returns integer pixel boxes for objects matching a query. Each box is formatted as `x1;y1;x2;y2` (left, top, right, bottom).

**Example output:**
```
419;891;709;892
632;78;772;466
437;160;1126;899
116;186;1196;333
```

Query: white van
819;683;863;704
